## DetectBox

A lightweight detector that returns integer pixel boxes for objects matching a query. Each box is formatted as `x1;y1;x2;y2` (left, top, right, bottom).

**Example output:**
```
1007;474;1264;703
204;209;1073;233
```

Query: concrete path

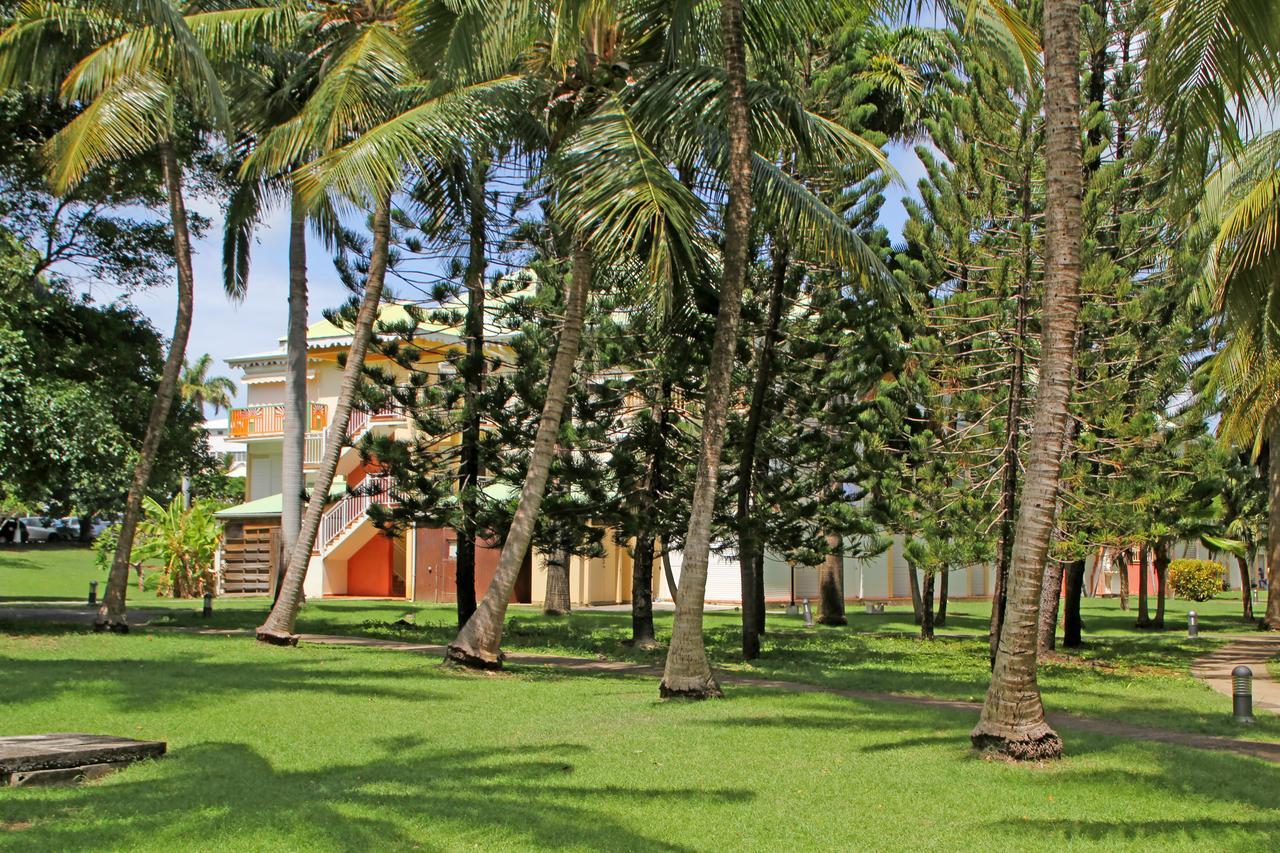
1192;634;1280;715
0;606;161;626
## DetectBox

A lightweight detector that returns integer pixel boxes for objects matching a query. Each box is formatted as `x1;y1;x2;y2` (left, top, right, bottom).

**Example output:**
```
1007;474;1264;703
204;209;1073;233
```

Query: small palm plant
134;496;222;598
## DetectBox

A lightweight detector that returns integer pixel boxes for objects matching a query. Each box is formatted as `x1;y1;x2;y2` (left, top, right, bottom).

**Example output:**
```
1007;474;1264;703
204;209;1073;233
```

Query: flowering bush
1167;559;1224;602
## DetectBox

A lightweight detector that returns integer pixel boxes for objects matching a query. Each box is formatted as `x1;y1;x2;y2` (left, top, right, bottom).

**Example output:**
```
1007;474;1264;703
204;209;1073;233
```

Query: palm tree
0;0;256;631
180;353;236;415
219;30;332;593
252;1;528;644
659;0;752;697
442;0;892;669
969;0;1080;759
1153;1;1280;626
1197;129;1280;628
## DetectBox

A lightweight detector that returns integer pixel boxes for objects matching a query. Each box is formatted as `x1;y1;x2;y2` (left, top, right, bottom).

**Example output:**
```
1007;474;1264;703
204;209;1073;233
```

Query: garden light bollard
88;580;98;607
1187;610;1198;638
802;598;814;628
202;592;213;619
1232;666;1255;724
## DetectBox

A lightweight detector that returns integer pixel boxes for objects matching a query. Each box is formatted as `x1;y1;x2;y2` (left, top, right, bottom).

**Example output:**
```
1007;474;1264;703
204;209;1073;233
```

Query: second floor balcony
230;403;329;439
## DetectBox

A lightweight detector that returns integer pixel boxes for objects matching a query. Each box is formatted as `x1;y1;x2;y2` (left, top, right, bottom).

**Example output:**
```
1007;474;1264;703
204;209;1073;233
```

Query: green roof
215;482;349;519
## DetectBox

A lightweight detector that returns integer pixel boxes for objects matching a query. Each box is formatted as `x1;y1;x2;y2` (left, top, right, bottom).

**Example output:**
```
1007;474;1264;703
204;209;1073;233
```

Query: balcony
229;403;328;439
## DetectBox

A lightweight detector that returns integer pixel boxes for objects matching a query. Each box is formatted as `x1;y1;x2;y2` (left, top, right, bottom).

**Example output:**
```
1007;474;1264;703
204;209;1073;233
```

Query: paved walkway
1191;634;1280;715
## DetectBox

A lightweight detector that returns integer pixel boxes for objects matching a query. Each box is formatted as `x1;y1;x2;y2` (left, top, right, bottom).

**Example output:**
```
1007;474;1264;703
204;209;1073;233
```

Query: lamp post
1187;610;1198;638
88;581;98;607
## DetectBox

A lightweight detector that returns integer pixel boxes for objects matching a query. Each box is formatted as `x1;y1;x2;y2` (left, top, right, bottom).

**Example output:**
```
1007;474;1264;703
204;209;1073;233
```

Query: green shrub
134;497;222;598
1167;559;1224;601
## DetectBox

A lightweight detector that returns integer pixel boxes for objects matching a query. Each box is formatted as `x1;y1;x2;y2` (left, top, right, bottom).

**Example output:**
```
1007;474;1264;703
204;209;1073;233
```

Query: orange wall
347;535;393;596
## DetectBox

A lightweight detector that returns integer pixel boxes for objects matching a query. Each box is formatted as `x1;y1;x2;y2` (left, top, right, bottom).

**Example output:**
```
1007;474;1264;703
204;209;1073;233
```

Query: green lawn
0;545;102;602
4;545;1278;745
1;629;1277;851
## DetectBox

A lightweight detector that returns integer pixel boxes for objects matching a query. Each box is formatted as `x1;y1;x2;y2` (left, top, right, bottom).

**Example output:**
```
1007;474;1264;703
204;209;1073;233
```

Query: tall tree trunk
658;0;750;699
276;188;309;605
632;533;658;646
1136;545;1151;628
1238;554;1255;622
1153;540;1168;629
736;240;789;659
96;141;195;631
455;158;488;629
256;196;392;643
631;378;671;647
1062;559;1085;648
543;548;571;615
907;559;923;624
818;531;847;626
1038;560;1064;652
446;241;592;667
920;572;935;640
1266;424;1280;629
936;568;949;626
661;536;678;606
1118;548;1130;610
990;116;1033;666
971;0;1081;761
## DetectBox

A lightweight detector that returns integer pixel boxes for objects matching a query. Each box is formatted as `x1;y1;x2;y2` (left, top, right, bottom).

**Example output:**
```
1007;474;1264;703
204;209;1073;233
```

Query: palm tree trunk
256;195;392;643
446;241;592;667
818;531;846;625
659;0;751;699
456;158;488;629
1266;423;1280;629
1136;545;1151;627
1062;559;1085;648
95;141;195;631
277;188;309;603
1238;553;1254;622
1038;559;1064;652
970;0;1081;761
543;548;571;615
736;239;789;659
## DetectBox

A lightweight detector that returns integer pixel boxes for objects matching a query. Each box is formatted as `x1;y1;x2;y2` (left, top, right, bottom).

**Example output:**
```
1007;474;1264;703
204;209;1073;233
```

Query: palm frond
44;71;171;192
553;92;703;286
293;75;530;205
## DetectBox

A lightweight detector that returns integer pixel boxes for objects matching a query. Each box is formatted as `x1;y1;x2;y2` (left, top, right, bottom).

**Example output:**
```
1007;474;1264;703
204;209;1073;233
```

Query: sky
69;145;929;409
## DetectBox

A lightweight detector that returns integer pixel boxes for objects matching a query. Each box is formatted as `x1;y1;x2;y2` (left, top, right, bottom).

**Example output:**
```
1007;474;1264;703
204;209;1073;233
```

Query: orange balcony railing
229;403;328;438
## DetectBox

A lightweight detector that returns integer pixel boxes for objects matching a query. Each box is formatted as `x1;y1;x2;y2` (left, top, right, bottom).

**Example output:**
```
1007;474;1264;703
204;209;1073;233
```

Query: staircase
317;474;398;556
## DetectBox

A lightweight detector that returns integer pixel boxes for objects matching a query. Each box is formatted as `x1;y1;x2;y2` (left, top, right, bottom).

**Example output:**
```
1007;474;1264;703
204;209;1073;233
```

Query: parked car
58;516;112;540
14;516;65;543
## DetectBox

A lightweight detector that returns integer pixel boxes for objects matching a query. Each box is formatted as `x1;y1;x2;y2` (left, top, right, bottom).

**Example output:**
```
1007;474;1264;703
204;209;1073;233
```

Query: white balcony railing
317;474;397;552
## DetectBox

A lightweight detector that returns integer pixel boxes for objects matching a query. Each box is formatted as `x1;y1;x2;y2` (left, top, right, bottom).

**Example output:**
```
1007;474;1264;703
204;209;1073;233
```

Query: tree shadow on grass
982;747;1280;847
0;643;443;713
0;739;751;851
